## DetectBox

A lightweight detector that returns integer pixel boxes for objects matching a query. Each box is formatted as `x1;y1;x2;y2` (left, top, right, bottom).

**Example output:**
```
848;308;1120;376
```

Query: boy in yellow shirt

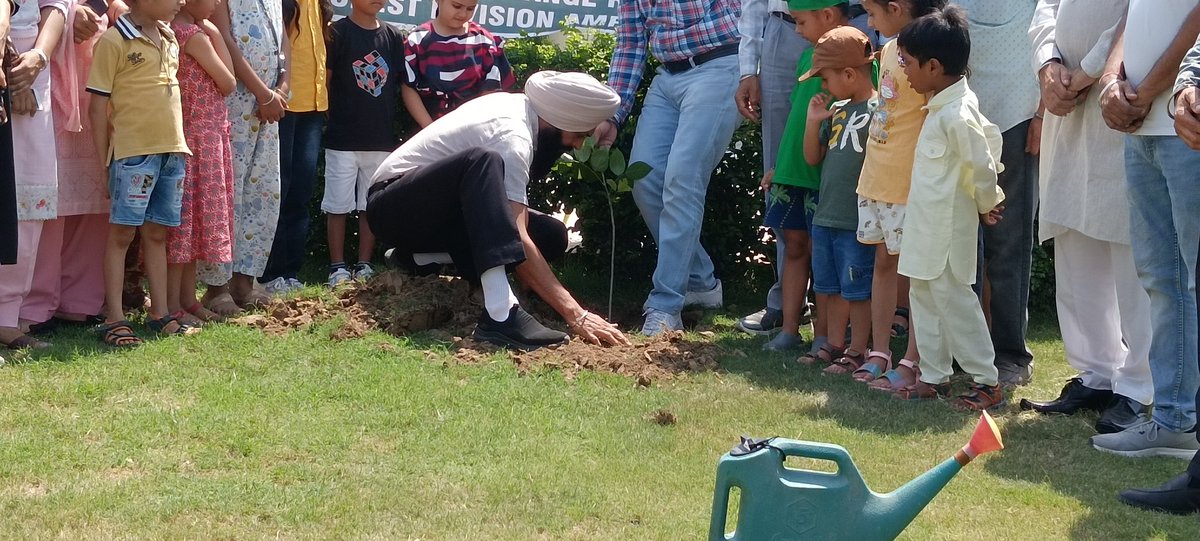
88;0;192;346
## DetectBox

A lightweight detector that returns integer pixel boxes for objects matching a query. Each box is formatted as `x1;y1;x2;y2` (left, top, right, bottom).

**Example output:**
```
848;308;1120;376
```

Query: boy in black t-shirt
322;0;405;288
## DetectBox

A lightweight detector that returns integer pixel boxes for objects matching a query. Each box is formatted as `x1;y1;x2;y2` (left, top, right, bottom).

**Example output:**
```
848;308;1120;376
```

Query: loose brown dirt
229;270;722;382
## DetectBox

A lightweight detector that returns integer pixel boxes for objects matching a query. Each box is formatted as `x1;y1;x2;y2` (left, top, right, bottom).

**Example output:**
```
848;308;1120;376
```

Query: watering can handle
769;440;865;483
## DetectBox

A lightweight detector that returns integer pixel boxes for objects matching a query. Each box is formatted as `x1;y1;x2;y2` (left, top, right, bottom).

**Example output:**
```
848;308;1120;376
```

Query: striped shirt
403;21;516;119
607;0;743;124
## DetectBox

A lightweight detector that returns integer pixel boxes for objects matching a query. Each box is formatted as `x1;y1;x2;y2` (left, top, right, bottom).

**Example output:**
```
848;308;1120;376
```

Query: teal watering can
709;411;1003;541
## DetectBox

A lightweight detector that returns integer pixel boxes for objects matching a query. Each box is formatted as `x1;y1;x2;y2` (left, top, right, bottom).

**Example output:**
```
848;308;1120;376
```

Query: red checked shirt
607;0;743;124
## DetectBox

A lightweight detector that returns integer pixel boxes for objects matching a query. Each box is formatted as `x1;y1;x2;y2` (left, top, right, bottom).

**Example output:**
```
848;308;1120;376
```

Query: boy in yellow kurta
894;6;1006;411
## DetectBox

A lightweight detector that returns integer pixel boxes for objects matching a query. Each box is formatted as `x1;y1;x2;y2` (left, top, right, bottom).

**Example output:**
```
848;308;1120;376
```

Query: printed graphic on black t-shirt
353;50;390;98
325;19;405;152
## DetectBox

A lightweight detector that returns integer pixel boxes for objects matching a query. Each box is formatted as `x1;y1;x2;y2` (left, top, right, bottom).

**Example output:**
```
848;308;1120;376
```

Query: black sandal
97;320;142;348
891;307;910;338
147;313;195;336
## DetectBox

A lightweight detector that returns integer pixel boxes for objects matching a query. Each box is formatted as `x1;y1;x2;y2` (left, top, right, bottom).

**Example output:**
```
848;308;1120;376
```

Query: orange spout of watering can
709;412;1004;541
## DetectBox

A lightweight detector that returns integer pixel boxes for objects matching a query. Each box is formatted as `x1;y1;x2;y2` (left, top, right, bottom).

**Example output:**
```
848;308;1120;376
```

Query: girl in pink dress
166;0;236;326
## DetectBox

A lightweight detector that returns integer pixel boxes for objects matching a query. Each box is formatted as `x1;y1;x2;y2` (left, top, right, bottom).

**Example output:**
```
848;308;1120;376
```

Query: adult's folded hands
1175;86;1200;150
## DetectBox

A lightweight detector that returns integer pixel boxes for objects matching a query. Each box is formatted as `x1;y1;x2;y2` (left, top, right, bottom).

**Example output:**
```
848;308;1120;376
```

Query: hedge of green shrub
305;26;1056;313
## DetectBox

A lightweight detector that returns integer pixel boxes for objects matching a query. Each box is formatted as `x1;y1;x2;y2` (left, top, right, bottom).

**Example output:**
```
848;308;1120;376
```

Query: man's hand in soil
571;311;630;346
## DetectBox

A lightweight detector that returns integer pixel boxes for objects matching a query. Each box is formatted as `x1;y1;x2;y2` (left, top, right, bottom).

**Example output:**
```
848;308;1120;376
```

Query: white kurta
1030;0;1130;244
898;78;1005;285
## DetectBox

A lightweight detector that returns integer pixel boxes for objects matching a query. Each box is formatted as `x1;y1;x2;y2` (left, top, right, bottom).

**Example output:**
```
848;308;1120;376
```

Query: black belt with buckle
661;43;740;74
771;11;796;24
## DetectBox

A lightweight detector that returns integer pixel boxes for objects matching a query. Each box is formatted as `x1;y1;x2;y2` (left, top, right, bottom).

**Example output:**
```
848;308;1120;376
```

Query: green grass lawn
1;280;1198;540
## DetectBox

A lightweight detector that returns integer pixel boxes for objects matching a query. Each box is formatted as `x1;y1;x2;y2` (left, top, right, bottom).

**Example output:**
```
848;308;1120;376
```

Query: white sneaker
286;278;304;292
641;309;683;336
683;280;723;309
353;262;375;281
328;267;353;288
263;277;290;295
1090;419;1200;459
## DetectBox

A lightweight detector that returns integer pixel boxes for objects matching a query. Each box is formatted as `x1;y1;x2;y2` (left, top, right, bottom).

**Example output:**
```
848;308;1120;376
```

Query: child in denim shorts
797;26;877;378
86;0;192;346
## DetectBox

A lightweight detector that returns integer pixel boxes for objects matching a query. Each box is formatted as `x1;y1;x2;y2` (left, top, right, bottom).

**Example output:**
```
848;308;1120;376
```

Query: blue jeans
983;121;1037;367
263;111;325;282
631;55;742;314
1125;135;1200;432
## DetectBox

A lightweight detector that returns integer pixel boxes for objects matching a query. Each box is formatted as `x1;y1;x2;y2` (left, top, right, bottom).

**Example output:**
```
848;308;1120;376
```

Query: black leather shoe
1096;394;1151;434
1018;378;1112;414
472;305;568;351
1118;473;1200;515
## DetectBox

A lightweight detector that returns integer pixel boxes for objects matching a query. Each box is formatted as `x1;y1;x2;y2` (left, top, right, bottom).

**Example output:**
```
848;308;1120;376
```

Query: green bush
306;26;1056;312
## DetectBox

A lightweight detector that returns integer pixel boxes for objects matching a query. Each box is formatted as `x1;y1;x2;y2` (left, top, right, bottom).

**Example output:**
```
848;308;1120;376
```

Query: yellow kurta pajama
899;78;1005;386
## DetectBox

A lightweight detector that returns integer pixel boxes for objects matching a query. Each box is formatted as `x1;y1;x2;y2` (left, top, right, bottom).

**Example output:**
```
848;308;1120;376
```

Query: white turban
524;71;620;133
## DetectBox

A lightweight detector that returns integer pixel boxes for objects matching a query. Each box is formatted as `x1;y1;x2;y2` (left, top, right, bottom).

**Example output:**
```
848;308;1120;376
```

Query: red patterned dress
167;22;235;265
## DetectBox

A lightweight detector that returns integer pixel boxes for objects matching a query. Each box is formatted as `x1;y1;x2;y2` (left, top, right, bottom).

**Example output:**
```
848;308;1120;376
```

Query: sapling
558;137;651;319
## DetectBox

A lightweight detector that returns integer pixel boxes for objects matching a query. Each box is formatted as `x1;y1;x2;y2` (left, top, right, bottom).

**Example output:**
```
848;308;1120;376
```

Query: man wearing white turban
367;71;629;350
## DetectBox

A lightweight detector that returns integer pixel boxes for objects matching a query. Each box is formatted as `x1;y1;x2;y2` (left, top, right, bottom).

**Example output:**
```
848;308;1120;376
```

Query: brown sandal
797;343;844;366
823;349;865;375
893;380;951;401
951;383;1007;411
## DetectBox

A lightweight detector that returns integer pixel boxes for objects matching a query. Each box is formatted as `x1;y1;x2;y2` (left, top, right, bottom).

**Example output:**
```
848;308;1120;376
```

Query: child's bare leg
357;214;376;264
824;294;849;349
140;223;171;322
848;299;871;354
171;262;207;326
180;263;199;308
167;263;184;315
104;225;137;323
871;245;899;353
781;229;811;335
764;229;810;352
328;213;347;265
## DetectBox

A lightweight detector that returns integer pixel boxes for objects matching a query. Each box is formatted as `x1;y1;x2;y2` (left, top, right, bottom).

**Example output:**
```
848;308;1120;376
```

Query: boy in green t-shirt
761;0;853;352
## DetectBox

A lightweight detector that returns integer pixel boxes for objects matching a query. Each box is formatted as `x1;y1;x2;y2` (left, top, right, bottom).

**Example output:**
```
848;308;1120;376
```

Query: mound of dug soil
229;271;722;382
452;331;719;383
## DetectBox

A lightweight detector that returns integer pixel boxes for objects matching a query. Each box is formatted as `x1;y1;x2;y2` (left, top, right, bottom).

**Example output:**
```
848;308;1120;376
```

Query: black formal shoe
1018;377;1112;414
1096;394;1151;434
1118;473;1200;515
472;305;568;351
